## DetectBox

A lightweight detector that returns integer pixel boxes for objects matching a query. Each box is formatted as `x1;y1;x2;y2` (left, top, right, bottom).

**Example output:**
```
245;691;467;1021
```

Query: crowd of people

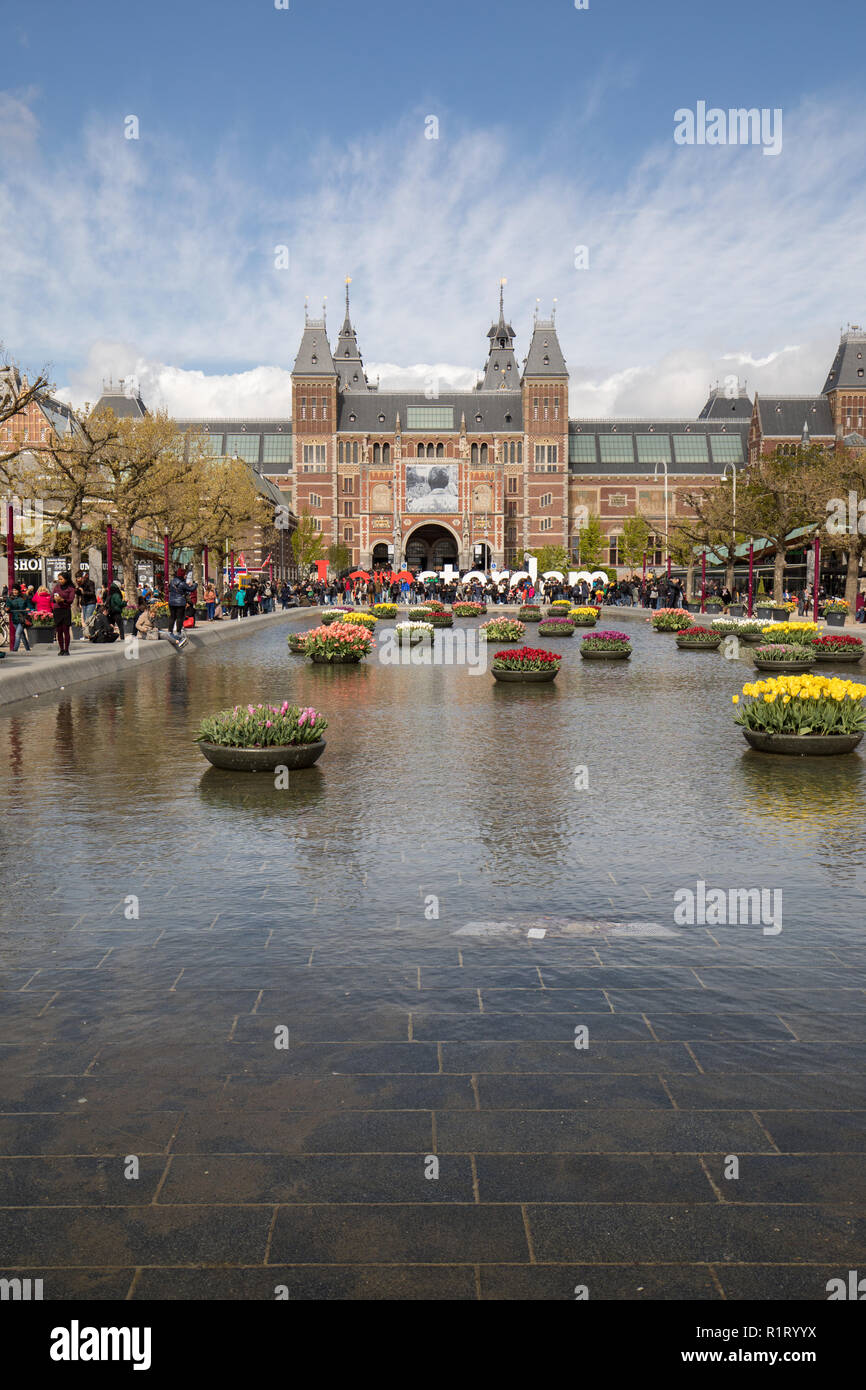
3;564;860;659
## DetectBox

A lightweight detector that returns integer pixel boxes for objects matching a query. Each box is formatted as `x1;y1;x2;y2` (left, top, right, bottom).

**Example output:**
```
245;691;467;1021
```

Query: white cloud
3;90;866;418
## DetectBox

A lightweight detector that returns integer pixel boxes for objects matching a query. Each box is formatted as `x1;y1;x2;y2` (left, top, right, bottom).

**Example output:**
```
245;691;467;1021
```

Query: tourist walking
75;571;97;625
52;572;77;654
204;582;217;621
6;584;34;651
168;567;192;633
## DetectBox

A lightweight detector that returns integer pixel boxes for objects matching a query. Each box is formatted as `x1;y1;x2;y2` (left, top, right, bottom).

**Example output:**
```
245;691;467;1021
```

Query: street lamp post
653;459;670;578
720;463;737;595
6;502;15;650
747;540;754;617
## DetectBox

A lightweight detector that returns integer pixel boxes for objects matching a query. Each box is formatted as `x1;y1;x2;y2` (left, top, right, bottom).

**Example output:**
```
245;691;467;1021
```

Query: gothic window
373;443;381;464
480;443;488;465
427;443;435;458
471;443;479;464
383;444;390;465
352;442;359;464
417;443;425;458
436;443;444;458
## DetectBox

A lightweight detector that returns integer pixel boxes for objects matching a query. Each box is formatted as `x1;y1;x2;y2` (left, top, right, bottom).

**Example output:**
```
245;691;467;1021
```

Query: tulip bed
453;602;487;617
303;622;373;662
481;617;525;642
491;646;561;672
651;609;693;632
195;703;328;747
732;675;866;735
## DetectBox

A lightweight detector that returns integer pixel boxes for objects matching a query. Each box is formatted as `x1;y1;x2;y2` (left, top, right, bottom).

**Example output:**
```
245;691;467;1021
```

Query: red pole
164;534;170;597
701;550;706;613
203;545;209;584
813;534;820;623
642;551;646;582
106;523;113;587
747;541;754;617
6;503;15;650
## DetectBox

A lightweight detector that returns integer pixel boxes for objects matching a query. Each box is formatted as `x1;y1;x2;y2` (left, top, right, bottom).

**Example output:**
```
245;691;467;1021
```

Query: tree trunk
116;533;136;599
773;547;786;602
685;560;695;601
69;522;82;577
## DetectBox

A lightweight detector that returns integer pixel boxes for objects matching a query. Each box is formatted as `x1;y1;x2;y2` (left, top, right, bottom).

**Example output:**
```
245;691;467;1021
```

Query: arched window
417;443;425;458
471;443;479;464
382;443;390;465
427;442;435;458
480;443;488;465
352;442;359;464
373;443;381;464
436;443;444;459
517;442;523;464
338;442;344;463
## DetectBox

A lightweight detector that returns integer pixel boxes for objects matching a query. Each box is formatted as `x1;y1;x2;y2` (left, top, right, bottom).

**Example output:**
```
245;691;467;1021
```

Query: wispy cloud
2;90;865;417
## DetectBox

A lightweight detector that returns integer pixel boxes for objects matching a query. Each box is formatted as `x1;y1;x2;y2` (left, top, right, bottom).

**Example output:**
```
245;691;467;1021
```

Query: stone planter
537;626;574;638
772;607;791;621
31;625;56;644
580;648;631;660
492;667;559;682
742;730;863;756
571;619;597;627
755;606;774;620
728;604;744;616
814;650;864;663
738;632;764;644
824;612;846;627
287;636;307;654
753;657;816;673
155;617;171;630
198;739;326;772
676;638;722;650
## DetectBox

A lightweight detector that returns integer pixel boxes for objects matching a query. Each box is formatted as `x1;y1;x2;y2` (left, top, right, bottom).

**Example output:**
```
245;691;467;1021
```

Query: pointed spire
801;418;811;447
482;281;519;390
334;279;369;392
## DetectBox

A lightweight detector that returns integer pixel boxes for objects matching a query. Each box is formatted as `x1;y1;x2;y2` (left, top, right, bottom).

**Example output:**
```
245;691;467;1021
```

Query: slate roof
523;318;568;378
336;391;523;434
697;386;753;420
755;395;834;437
292;318;336;377
94;386;147;418
822;329;866;393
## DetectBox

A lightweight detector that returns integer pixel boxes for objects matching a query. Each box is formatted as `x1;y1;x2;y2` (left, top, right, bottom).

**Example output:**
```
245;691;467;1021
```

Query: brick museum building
160;286;864;576
64;296;865;577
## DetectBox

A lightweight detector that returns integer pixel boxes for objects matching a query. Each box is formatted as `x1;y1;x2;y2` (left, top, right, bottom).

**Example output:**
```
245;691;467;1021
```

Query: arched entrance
404;522;460;572
371;543;391;568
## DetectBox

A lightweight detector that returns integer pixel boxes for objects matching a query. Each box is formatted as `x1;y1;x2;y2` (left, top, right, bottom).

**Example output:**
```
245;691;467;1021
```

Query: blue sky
2;0;865;416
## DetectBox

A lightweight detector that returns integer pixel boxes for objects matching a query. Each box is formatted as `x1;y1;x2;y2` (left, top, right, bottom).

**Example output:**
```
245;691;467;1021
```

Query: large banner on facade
405;463;459;513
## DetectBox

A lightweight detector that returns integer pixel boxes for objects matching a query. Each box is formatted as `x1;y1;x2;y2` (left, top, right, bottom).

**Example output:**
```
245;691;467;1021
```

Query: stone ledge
0;609;308;709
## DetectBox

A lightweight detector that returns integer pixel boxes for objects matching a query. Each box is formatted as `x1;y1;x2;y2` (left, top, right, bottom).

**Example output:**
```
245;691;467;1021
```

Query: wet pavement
1;611;865;1299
